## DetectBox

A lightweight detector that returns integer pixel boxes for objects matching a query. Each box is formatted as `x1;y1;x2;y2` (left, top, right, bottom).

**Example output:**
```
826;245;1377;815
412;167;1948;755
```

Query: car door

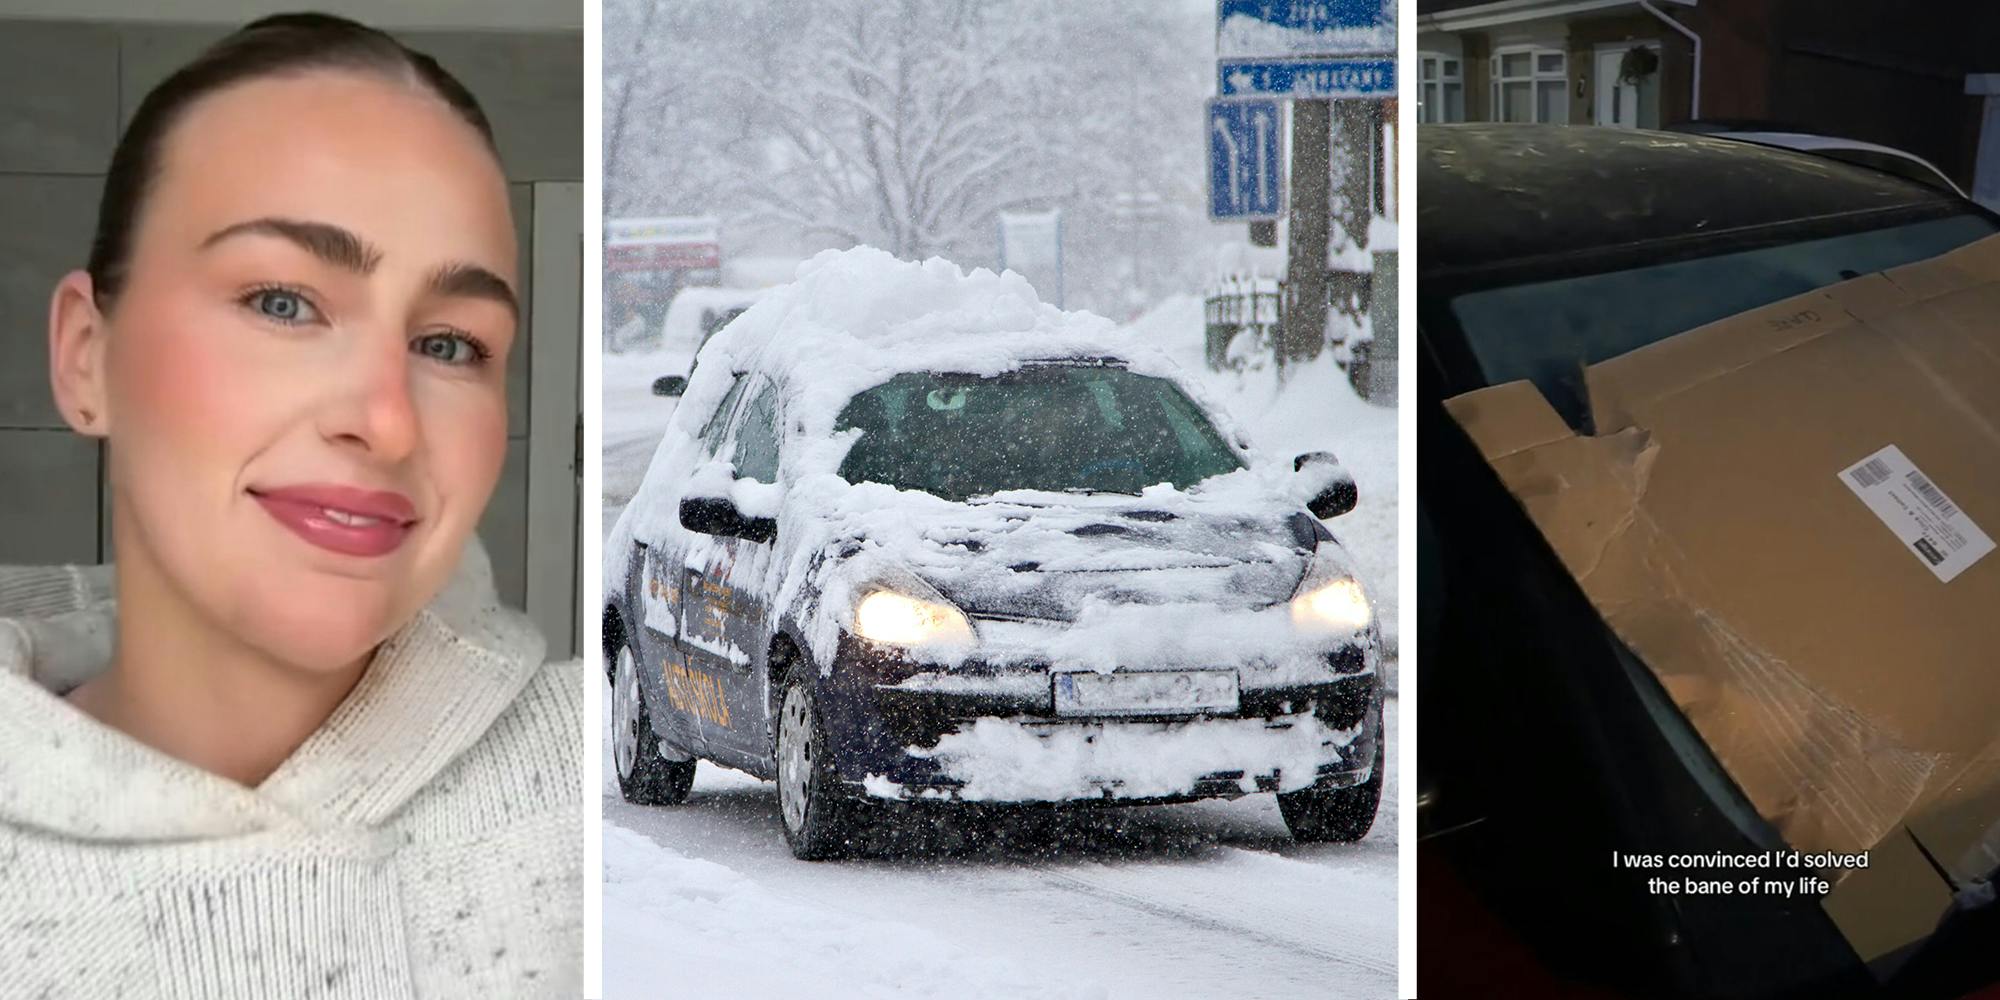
635;373;750;757
677;376;783;764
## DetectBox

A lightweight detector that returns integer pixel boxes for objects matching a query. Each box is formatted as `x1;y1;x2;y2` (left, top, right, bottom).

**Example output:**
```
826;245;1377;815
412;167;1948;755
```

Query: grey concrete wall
0;19;581;641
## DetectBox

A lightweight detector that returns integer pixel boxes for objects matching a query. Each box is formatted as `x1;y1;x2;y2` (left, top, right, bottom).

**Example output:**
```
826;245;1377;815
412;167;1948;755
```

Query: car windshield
1448;212;1998;427
833;365;1243;500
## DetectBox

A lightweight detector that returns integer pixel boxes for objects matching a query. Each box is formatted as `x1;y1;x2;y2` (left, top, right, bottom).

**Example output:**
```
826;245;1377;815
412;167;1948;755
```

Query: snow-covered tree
601;0;1285;318
727;0;1051;260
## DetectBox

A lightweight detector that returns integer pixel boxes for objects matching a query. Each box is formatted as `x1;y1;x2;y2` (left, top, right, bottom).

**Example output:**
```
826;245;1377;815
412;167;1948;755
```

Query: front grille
1311;676;1374;730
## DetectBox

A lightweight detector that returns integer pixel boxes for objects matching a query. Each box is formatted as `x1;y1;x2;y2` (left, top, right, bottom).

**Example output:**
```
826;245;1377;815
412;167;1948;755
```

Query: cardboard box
1443;234;2000;961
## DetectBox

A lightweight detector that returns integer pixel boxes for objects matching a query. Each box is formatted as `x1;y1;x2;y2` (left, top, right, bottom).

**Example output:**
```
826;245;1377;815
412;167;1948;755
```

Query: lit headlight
854;589;974;646
1291;577;1372;631
1289;545;1372;632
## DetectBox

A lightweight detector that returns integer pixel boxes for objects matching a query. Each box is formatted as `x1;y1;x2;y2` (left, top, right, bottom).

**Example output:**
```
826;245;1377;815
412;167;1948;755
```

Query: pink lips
251;483;420;558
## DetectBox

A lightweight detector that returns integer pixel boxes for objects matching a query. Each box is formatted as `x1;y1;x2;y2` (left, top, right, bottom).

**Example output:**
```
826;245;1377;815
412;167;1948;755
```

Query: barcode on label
1838;444;1995;583
1905;470;1960;518
1850;458;1893;488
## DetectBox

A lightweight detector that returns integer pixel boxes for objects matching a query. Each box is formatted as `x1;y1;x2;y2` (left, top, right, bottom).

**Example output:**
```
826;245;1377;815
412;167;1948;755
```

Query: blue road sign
1219;0;1386;35
1207;99;1284;221
1218;57;1395;99
1217;0;1393;59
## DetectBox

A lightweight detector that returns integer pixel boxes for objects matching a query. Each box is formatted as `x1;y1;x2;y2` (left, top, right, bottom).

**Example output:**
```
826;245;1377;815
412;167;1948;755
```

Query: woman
0;14;581;997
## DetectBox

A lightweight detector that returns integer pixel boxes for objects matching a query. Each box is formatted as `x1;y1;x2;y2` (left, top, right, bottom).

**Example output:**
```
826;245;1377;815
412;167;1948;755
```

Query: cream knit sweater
0;544;582;999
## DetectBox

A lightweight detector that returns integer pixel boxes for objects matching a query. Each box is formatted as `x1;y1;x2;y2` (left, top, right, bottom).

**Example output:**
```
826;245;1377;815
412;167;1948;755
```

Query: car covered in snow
604;249;1384;859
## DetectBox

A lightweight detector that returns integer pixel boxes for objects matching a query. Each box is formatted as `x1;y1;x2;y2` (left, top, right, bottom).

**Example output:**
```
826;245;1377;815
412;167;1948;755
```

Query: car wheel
776;663;862;860
1278;712;1384;844
612;639;696;805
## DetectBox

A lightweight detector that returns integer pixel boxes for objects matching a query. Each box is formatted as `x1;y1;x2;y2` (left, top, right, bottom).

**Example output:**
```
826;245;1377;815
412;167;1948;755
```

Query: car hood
846;492;1324;624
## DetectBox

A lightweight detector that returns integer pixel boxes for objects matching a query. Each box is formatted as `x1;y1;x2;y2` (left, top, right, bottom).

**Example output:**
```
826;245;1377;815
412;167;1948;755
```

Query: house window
1492;46;1568;124
1419;54;1464;123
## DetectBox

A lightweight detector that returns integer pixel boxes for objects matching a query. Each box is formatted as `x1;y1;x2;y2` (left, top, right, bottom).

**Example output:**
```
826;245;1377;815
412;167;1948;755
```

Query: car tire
611;637;697;806
1278;711;1384;844
775;662;863;860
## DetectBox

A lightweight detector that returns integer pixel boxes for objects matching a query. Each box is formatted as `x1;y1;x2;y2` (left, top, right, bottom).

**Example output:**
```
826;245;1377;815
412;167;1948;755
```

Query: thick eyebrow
428;262;519;320
200;217;383;274
200;217;516;318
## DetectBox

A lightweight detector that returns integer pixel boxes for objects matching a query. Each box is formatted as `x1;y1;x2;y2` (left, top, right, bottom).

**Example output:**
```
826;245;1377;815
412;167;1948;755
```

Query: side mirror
679;494;776;543
652;375;689;397
1295;451;1357;519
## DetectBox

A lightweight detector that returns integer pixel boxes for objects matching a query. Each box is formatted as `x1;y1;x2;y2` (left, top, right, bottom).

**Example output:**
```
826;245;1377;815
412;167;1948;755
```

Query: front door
1594;45;1659;129
634;374;751;758
675;536;759;758
677;378;783;762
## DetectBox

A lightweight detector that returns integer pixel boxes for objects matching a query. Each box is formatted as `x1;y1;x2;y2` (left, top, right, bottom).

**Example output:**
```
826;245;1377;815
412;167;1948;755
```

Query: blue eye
245;287;319;324
413;331;491;367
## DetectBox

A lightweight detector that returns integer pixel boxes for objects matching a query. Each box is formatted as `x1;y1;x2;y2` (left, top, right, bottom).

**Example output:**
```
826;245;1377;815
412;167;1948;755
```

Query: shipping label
1839;444;1994;582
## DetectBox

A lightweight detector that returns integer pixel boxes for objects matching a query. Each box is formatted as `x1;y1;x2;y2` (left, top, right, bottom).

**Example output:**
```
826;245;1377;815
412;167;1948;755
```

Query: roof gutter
1638;0;1702;121
1416;0;1693;33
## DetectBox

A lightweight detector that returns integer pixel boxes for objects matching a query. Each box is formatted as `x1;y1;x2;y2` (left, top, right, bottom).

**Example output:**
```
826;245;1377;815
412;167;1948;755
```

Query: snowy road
604;699;1398;1000
599;301;1399;998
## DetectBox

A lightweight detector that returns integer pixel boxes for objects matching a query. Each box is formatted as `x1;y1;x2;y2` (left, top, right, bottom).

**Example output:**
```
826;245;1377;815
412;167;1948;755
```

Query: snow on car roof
672;247;1191;441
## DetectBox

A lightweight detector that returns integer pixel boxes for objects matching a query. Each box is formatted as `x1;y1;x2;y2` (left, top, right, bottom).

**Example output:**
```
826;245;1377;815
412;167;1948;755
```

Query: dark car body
1418;125;2000;999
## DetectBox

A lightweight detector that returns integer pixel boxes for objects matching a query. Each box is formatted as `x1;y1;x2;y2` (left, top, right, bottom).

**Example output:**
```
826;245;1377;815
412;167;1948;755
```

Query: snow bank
1369;214;1399;251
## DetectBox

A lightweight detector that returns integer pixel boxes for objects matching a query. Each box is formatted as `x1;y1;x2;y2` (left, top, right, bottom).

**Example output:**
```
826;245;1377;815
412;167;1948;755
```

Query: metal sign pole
1214;0;1394;373
1281;98;1331;372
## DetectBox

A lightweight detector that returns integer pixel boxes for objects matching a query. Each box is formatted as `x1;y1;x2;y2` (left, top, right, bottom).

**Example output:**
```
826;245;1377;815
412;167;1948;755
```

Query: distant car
611;285;766;362
1419;124;2000;999
1670;121;1967;198
605;251;1384;860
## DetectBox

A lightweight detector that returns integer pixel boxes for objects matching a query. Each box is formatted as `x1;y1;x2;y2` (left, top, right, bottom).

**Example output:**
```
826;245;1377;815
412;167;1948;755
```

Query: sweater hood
0;538;548;843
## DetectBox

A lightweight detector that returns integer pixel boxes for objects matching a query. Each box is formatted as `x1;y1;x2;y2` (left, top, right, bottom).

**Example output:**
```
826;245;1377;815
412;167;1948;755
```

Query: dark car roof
1419;124;1962;280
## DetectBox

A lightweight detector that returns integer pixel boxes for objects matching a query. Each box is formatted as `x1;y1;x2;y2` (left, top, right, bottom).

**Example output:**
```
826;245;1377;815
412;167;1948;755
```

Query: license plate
1051;670;1240;717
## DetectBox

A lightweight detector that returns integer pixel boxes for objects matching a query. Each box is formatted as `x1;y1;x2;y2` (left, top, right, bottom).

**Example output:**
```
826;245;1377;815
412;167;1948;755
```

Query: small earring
78;409;95;425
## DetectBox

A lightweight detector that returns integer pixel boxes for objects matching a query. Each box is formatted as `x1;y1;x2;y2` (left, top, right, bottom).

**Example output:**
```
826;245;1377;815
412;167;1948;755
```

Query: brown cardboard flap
1445;233;2000;960
1441;380;1575;460
1585;283;1869;435
1822;832;1955;965
1445;383;1659;586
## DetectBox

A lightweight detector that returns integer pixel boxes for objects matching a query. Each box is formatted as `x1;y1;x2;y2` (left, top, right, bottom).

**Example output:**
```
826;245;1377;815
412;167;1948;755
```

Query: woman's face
83;71;516;673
